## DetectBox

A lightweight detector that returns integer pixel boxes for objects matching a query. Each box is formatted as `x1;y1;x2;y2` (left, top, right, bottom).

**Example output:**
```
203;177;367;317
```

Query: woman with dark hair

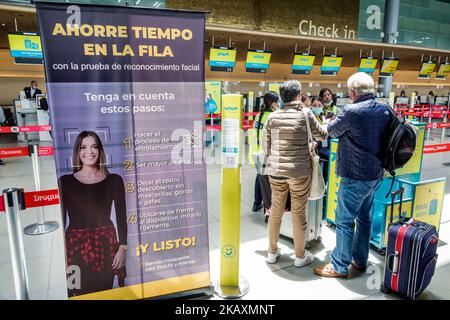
251;91;280;214
319;88;337;118
59;130;127;297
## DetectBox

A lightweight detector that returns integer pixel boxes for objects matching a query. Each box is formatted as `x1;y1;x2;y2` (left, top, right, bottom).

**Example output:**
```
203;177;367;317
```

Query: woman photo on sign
59;130;127;297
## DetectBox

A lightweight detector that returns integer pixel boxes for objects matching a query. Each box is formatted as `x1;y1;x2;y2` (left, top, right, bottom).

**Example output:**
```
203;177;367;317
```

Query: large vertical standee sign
36;3;209;299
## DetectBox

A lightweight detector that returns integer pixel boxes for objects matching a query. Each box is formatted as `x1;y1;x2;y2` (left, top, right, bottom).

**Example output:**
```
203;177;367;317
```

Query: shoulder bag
302;108;326;200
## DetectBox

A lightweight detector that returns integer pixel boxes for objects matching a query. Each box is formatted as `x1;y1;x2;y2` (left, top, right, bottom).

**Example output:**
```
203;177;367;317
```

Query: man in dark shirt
23;80;42;99
314;72;392;278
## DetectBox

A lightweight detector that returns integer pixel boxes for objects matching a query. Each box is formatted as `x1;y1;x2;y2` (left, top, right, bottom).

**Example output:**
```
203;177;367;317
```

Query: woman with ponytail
251;91;280;216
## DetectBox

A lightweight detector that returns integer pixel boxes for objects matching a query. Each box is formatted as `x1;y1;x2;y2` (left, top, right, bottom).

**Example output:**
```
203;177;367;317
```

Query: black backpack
383;106;417;197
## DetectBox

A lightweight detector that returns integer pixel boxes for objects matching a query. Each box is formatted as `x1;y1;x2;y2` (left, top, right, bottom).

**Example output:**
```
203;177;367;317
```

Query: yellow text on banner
413;180;446;231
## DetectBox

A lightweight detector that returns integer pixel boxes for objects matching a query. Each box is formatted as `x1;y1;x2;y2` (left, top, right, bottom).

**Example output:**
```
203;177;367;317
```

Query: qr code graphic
183;130;201;147
225;156;237;168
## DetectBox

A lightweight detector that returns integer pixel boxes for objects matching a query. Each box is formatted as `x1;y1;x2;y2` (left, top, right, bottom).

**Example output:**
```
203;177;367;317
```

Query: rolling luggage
381;188;439;300
279;197;323;244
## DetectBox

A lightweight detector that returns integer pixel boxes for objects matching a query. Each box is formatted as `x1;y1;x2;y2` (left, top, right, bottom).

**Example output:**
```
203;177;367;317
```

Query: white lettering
299;20;309;35
367;5;382;30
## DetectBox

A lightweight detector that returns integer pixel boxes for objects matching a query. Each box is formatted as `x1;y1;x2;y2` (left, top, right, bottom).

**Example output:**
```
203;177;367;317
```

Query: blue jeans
331;177;382;275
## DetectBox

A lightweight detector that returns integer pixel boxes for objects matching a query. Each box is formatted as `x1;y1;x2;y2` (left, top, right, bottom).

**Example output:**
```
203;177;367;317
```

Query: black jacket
24;87;42;99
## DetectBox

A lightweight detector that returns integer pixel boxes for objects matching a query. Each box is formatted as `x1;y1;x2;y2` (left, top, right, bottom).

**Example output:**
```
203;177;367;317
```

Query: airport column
379;0;400;97
213;94;249;298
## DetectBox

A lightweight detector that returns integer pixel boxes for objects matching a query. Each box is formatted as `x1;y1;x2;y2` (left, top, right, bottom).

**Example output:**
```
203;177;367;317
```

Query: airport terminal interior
0;0;450;300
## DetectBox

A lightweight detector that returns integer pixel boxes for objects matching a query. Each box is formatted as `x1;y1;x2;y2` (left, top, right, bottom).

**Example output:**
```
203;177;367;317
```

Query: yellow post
214;94;249;298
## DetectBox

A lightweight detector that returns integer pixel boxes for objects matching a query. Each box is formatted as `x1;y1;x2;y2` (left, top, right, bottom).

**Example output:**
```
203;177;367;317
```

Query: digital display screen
245;49;272;73
209;46;237;72
436;63;450;80
292;54;315;75
379;58;399;77
418;61;436;79
321;55;343;76
8;32;43;59
358;57;378;74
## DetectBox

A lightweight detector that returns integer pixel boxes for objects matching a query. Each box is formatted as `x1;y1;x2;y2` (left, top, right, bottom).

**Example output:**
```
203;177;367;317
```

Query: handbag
302;108;326;200
251;151;268;175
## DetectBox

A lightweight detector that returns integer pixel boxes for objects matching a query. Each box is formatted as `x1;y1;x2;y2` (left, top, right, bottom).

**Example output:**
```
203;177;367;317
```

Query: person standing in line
314;72;392;278
264;80;328;267
251;91;280;213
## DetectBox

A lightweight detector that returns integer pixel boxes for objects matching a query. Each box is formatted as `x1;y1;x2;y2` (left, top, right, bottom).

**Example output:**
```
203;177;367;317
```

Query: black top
59;173;127;245
23;87;42;99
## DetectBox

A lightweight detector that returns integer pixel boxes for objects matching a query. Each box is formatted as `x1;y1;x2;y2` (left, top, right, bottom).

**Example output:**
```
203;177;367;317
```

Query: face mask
312;108;323;116
278;101;284;109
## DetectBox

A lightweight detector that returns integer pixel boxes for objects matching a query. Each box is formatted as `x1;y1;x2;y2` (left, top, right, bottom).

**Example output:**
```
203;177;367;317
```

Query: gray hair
347;72;376;96
279;80;302;103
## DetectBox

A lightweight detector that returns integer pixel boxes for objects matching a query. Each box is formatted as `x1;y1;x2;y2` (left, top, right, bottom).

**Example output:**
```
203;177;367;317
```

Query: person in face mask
311;96;325;123
319;88;337;119
24;80;42;99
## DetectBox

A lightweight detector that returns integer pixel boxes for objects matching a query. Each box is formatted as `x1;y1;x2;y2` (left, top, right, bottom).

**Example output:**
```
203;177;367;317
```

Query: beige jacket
264;101;328;178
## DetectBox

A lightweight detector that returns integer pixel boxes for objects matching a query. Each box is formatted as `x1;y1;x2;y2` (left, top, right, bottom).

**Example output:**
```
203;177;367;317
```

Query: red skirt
65;225;125;283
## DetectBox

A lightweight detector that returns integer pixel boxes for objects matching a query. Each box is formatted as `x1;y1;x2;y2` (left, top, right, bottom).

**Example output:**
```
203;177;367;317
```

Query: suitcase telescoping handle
390;187;405;225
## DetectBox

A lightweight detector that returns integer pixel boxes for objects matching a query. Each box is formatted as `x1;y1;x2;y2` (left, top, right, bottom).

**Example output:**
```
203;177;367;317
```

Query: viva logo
218;52;230;57
224;106;239;111
24;39;39;50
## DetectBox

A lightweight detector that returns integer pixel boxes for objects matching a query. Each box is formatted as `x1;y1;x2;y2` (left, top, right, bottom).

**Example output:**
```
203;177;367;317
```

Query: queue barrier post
3;188;30;300
442;113;448;144
23;144;59;235
210;113;216;157
213;94;249;299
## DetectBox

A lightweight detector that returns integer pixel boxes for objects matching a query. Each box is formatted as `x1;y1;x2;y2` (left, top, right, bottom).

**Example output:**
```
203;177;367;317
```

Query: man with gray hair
314;72;392;278
264;80;328;267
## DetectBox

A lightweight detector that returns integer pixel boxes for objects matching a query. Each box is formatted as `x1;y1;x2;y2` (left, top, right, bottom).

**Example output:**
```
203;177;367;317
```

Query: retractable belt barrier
0;125;52;133
424;143;450;154
0;146;54;158
0;189;60;213
1;187;60;300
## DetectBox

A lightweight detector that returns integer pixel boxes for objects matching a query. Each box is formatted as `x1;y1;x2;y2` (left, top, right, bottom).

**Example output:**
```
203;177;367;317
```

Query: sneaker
0;160;5;166
294;251;315;268
266;249;281;264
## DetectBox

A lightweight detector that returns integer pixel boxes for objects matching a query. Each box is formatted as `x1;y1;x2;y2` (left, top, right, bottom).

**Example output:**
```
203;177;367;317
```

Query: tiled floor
0;129;449;300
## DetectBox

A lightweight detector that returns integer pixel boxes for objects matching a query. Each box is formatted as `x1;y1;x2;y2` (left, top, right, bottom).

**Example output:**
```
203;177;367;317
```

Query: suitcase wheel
380;282;390;294
378;248;386;256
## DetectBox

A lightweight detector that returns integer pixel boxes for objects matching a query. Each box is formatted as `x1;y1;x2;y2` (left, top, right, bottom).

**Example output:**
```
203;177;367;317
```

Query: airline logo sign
437;63;450;80
321;56;343;72
380;59;399;75
358;58;378;74
209;47;237;67
292;54;315;73
8;33;43;59
224;106;239;112
419;62;436;78
245;50;271;69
